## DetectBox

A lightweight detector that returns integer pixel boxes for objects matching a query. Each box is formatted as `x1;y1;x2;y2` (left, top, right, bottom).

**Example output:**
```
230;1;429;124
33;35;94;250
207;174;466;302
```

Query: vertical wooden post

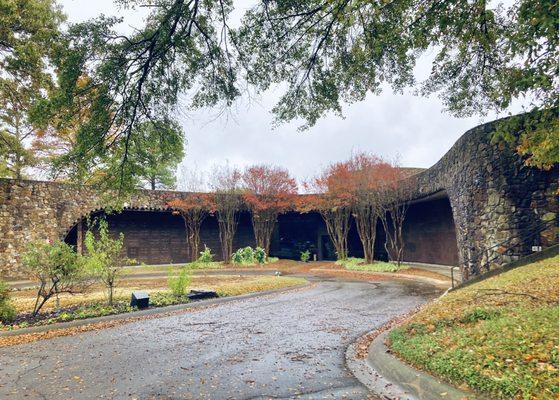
77;219;83;255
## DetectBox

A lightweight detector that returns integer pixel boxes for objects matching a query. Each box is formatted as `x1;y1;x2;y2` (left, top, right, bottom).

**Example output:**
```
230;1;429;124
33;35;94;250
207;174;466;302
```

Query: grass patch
185;261;224;270
388;255;559;399
214;276;306;297
122;261;225;275
336;258;408;272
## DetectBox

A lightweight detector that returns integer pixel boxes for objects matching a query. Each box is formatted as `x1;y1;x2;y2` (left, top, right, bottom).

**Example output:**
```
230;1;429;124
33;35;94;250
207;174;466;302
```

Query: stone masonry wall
0;181;194;277
1;116;558;280
407;118;559;280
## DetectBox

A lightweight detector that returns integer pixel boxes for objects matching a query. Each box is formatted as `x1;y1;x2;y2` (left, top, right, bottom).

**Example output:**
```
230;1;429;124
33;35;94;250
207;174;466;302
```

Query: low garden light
130;291;150;309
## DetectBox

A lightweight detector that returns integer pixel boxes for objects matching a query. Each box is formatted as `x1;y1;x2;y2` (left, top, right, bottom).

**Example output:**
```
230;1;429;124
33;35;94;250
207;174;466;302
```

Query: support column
77;220;83;255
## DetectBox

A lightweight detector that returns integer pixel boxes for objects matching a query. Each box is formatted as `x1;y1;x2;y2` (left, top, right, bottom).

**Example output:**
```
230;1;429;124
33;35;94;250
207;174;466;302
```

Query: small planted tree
168;269;191;297
84;219;132;306
210;165;243;263
242;165;298;258
23;241;89;316
168;193;215;262
302;162;354;261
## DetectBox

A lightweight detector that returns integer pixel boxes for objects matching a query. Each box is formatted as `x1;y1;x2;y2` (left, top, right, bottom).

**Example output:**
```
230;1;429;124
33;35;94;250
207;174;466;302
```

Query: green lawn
336;257;409;272
388;255;559;399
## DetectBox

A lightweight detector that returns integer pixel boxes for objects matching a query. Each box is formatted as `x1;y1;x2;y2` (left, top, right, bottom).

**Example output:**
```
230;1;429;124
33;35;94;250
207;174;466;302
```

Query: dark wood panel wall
66;197;458;266
400;198;459;266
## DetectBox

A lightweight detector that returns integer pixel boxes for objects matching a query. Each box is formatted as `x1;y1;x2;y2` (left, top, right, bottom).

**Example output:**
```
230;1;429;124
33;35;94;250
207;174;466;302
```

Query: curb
0;283;311;338
347;325;480;400
368;330;476;399
346;283;480;400
346;329;477;400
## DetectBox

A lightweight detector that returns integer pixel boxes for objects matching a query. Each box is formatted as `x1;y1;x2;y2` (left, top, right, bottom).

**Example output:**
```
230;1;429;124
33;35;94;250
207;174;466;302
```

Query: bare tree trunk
251;211;277;259
108;284;114;306
355;206;378;264
218;209;238;263
179;210;207;262
382;203;409;266
33;282;47;316
321;208;351;261
77;219;83;255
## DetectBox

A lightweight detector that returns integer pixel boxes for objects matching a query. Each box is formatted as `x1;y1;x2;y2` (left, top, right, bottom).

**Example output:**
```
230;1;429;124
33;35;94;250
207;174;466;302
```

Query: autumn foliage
210;165;244;263
242;165;298;257
347;153;398;263
302;161;355;261
302;153;409;263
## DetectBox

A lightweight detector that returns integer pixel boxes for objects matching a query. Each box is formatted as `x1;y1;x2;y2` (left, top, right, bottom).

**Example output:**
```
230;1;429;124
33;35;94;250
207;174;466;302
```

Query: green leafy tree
36;1;239;191
197;0;549;171
236;0;559;164
0;0;65;178
127;120;185;190
23;240;89;316
84;218;133;305
12;0;558;184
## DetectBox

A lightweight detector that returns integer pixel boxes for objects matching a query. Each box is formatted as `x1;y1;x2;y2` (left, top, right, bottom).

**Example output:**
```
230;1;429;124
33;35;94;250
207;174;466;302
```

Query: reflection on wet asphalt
0;278;441;399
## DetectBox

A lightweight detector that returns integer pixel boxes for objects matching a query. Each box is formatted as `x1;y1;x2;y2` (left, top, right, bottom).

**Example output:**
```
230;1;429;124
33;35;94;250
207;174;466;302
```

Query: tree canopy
0;0;65;178
1;0;558;189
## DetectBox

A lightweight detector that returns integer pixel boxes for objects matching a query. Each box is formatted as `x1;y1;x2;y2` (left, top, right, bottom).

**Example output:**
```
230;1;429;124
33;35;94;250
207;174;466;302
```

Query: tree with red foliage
302;162;354;261
242;165;298;257
167;193;216;262
210;165;243;263
347;153;397;264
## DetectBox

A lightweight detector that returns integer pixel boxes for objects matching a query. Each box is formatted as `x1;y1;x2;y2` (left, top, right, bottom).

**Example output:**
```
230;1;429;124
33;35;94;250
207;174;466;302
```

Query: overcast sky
59;0;519;185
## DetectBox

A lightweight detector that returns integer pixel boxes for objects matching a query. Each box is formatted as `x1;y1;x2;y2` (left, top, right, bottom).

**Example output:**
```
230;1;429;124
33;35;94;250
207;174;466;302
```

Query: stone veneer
406;118;559;280
1;116;558;280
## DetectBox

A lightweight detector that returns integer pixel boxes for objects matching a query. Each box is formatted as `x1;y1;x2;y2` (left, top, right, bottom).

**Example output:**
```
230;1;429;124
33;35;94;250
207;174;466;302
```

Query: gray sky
59;0;519;184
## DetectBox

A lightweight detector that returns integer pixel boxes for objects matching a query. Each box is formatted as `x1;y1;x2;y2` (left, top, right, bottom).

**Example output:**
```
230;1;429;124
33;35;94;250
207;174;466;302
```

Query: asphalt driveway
0;277;441;399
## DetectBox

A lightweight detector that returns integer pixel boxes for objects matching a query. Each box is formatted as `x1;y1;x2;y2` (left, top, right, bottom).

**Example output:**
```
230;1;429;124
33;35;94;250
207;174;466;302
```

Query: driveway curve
0;277;442;399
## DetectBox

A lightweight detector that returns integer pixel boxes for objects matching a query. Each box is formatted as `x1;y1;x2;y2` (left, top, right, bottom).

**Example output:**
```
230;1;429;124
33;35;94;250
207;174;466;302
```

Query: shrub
23;240;90;316
232;249;244;264
151;292;190;307
254;247;266;264
198;245;214;264
232;246;269;265
337;258;407;272
241;247;255;262
0;280;16;323
300;250;311;263
168;268;191;296
84;218;133;305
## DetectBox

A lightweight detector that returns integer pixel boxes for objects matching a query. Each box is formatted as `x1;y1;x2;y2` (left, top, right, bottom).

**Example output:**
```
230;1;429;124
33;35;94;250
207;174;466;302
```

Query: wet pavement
0;277;441;399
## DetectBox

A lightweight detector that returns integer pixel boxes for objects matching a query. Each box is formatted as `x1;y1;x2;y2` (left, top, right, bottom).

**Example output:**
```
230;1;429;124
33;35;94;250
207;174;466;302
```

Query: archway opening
386;191;459;266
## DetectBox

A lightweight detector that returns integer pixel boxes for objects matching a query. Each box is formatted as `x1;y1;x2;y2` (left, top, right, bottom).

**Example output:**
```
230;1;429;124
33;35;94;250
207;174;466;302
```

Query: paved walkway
0;277;442;399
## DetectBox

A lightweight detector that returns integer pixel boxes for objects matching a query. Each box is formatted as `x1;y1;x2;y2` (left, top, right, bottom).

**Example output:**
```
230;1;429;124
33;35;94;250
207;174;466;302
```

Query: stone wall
406;118;559;280
0;181;194;277
1;116;558;280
